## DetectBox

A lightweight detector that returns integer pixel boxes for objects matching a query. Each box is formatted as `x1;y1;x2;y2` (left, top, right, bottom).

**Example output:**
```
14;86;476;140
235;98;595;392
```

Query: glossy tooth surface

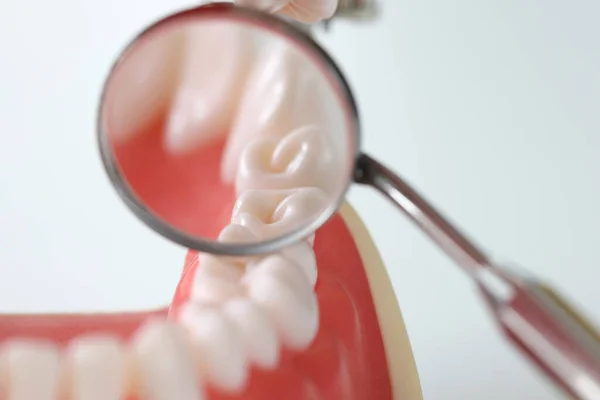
221;42;316;182
244;255;319;350
165;23;252;155
231;187;329;240
179;304;249;394
222;298;281;370
192;254;246;304
132;320;203;400
235;125;339;195
66;335;127;400
217;224;261;265
1;340;62;400
279;241;318;287
104;28;184;144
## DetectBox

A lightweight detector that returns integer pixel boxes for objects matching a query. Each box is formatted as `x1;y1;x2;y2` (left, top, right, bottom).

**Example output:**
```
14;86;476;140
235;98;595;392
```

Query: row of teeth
175;29;340;393
0;25;342;400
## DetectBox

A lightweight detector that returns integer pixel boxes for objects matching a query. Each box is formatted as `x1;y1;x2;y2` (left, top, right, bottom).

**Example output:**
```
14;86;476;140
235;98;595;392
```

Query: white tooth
196;253;245;281
66;335;127;400
164;23;252;154
217;224;262;264
221;38;347;184
222;298;281;370
231;187;329;241
192;254;246;304
132;320;203;400
104;27;184;144
221;42;311;182
179;304;249;394
244;255;319;350
218;223;259;244
235;125;339;195
278;0;339;23
1;339;62;400
279;241;318;287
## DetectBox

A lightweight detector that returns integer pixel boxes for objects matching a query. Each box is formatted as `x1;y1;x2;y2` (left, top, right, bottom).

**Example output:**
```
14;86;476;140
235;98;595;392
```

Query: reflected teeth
164;24;252;154
132;320;204;400
179;305;249;394
105;28;185;144
236;125;338;195
0;340;62;400
231;187;328;241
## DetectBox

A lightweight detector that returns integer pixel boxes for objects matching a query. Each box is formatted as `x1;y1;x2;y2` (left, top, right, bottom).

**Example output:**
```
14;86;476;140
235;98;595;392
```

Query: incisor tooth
222;298;281;370
164;23;252;155
179;304;249;394
66;335;127;400
235;125;339;195
104;28;184;144
132;320;203;400
231;187;329;241
244;255;319;350
1;339;62;400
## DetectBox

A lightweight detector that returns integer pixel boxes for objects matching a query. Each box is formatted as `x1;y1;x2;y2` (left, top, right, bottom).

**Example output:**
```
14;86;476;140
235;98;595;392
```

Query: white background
0;0;598;399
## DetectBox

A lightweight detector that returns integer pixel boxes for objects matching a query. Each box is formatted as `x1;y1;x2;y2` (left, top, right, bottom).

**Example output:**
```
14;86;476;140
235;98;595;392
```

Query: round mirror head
98;4;360;255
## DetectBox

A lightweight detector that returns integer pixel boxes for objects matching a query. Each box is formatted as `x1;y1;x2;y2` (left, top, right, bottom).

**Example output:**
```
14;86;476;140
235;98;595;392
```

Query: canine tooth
235;125;338;195
1;339;62;400
179;304;249;394
132;320;203;400
222;298;281;369
231;187;329;241
104;28;184;144
66;335;127;400
164;23;252;155
244;255;319;350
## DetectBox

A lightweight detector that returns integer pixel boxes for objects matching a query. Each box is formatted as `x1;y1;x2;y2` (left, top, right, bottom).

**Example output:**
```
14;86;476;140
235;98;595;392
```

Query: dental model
0;3;423;400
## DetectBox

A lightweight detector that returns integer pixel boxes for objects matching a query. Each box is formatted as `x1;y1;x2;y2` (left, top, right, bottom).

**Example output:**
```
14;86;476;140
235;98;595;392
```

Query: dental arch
0;3;372;400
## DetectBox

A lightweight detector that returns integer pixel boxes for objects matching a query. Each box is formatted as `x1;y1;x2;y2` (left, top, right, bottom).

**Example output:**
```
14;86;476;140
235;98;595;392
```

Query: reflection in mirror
99;13;355;252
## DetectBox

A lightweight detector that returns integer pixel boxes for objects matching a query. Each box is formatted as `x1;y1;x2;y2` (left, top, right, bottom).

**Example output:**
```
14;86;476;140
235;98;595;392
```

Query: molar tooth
132;319;204;400
235;125;339;195
179;304;249;394
221;298;281;370
244;255;319;350
0;339;62;400
231;187;328;241
164;24;252;155
66;335;127;400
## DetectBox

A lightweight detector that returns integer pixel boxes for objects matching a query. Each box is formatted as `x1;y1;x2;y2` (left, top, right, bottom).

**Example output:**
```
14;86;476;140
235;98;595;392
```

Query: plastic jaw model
0;4;422;400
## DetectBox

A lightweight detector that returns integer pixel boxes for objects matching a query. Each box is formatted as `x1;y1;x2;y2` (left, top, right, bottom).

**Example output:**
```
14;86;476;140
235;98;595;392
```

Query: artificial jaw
0;3;423;399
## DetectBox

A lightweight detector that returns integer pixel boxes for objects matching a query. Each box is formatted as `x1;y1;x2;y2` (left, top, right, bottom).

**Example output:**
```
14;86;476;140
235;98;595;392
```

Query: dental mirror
98;3;359;256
